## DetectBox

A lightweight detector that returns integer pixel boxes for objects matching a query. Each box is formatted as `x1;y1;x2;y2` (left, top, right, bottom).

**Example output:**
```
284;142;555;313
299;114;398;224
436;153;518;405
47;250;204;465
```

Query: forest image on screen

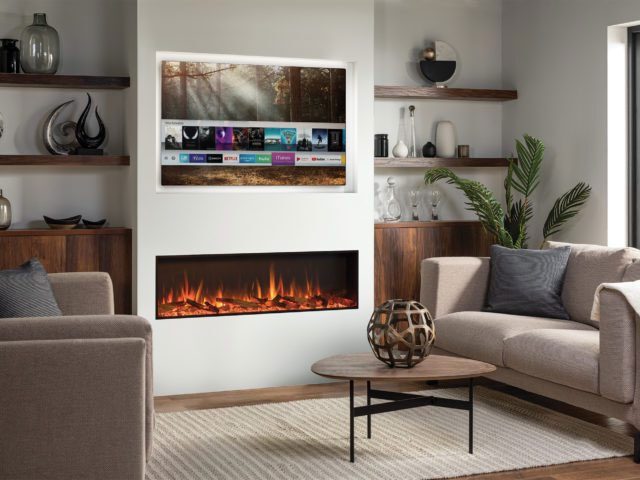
160;61;347;186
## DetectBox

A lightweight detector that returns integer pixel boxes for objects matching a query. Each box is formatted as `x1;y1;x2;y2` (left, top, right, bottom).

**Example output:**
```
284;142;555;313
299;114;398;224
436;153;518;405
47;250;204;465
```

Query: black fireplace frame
156;250;359;319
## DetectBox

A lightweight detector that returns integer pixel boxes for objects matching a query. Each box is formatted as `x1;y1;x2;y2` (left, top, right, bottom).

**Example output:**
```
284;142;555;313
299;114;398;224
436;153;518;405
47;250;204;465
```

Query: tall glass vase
20;13;60;74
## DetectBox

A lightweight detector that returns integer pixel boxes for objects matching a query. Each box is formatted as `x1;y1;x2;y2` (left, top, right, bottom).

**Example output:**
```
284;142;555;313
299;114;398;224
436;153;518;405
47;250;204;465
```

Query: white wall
502;0;640;246
374;0;507;221
137;0;375;396
0;0;133;228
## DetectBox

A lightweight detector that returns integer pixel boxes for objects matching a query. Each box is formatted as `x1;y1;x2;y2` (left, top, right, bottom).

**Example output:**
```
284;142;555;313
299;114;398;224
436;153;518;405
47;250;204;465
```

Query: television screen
160;60;347;186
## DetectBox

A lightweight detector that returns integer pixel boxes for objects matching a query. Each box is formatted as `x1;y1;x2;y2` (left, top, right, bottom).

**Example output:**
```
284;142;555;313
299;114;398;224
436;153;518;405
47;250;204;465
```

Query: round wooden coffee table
311;353;496;462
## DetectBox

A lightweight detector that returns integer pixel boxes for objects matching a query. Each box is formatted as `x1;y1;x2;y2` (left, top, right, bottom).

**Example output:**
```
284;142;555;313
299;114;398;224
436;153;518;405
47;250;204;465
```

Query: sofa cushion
544;241;640;327
504;329;599;394
0;258;62;318
484;245;570;319
434;311;594;366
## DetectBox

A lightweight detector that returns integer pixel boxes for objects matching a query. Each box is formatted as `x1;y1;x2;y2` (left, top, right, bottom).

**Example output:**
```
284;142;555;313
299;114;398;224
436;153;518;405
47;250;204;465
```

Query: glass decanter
382;177;402;222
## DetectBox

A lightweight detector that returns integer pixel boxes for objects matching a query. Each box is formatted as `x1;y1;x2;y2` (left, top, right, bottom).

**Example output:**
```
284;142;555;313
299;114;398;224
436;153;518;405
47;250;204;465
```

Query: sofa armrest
0;338;146;479
49;272;115;315
599;289;636;403
420;257;490;318
0;315;154;462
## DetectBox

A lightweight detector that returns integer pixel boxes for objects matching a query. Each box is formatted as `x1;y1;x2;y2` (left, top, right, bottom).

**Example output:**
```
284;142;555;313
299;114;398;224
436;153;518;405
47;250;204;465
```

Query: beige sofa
420;242;640;461
0;272;153;480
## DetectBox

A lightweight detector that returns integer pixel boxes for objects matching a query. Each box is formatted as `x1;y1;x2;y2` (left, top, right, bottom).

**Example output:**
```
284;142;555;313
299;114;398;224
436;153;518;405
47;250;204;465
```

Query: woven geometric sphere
367;299;435;368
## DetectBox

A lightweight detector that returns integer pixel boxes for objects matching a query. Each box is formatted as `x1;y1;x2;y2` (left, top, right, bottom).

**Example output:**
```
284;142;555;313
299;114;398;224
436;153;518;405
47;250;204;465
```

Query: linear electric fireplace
156;251;358;319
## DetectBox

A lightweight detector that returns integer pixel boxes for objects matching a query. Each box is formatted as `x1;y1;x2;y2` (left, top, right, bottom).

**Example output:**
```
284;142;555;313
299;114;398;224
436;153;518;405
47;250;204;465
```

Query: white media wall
137;0;374;395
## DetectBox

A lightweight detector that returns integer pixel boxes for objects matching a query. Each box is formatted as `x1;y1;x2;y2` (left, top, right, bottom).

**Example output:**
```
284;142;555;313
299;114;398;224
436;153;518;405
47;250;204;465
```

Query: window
629;26;640;247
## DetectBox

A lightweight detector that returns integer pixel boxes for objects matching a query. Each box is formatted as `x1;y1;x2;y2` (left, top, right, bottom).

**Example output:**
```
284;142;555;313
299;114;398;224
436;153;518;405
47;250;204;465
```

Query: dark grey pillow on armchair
484;245;571;319
0;258;62;318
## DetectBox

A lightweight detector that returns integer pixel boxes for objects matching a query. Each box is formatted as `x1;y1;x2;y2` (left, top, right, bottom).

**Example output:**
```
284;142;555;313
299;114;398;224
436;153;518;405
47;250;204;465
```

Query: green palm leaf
510;134;543;197
425;168;514;247
542;182;592;243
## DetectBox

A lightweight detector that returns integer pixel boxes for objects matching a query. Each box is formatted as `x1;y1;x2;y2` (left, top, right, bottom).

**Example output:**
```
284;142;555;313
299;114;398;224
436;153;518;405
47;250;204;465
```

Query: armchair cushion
0;258;61;318
544;241;640;326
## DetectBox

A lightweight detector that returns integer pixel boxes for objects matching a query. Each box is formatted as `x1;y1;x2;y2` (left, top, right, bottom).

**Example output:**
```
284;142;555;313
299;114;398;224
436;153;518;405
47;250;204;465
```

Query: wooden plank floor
155;379;638;479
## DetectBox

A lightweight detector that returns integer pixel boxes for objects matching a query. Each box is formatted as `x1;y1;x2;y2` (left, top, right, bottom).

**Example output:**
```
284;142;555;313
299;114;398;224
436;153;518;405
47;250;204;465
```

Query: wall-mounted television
160;59;347;186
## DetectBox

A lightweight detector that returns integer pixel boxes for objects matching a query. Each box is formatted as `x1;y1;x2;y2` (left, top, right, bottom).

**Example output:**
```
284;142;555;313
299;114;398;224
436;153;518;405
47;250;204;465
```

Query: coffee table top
311;353;496;381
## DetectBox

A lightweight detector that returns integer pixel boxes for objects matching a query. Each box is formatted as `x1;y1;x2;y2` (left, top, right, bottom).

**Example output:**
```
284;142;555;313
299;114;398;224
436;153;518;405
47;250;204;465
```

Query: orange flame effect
157;263;355;318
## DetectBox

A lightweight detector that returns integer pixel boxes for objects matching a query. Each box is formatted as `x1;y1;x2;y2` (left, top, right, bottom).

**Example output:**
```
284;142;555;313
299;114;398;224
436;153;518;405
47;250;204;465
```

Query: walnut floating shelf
374;157;511;168
0;73;130;89
374;85;517;101
0;155;130;166
0;227;131;237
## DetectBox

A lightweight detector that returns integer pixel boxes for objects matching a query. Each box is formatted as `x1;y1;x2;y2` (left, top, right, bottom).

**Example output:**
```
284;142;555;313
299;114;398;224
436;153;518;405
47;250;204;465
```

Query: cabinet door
66;234;132;314
0;236;66;272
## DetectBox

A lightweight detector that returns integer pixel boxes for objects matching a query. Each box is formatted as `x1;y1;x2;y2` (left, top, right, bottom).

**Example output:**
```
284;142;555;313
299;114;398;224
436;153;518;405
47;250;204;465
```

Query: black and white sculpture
419;40;458;87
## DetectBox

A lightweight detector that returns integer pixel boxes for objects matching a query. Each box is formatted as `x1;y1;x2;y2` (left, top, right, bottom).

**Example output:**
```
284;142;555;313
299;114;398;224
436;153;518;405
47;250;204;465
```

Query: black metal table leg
366;381;371;439
469;377;474;454
350;380;355;462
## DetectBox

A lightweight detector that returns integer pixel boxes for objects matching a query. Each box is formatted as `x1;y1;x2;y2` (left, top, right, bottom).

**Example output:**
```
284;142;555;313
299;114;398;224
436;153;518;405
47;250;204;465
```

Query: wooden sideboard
0;228;132;314
374;221;493;306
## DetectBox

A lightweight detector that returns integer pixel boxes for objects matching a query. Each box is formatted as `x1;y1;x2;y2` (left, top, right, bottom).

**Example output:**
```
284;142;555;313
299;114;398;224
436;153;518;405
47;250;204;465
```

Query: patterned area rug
146;387;632;480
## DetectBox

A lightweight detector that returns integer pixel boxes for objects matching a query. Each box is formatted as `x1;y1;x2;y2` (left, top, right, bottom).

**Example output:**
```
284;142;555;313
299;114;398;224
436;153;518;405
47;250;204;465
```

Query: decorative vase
422;141;436;158
435;121;456;158
0;39;20;73
382;177;402;222
0;189;11;230
408;105;417;157
20;13;60;74
392;140;409;158
367;299;435;368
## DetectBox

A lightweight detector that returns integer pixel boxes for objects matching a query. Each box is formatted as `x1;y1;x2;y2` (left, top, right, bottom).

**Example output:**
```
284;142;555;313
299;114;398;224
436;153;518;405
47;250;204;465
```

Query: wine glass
430;190;442;221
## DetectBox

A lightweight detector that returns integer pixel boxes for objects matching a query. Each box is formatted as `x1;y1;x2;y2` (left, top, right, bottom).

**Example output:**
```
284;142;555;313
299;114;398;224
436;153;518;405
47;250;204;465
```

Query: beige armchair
0;272;153;480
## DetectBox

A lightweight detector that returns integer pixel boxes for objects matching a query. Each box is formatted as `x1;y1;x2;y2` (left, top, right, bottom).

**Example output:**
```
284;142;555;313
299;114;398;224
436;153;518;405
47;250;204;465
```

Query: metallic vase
0;189;11;230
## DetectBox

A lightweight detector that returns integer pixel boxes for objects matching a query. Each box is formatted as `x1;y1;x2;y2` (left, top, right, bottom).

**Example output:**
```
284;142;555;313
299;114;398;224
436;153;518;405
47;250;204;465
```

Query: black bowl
44;215;82;230
82;218;107;229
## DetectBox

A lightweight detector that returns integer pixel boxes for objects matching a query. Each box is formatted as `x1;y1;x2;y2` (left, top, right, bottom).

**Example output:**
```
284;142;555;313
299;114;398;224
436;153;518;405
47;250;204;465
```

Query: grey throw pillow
484;245;571;319
0;258;62;318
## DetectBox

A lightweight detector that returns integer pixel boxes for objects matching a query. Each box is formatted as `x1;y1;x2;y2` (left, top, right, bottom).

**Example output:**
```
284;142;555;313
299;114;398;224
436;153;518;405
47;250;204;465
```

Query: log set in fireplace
156;251;358;319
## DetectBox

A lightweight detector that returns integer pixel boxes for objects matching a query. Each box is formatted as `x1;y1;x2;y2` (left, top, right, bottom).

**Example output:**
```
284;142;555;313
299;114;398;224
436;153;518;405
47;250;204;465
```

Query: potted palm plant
424;134;591;249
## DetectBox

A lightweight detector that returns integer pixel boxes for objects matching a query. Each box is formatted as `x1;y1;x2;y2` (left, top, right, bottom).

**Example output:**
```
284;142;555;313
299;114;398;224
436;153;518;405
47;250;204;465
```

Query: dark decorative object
43;215;81;230
82;218;107;229
43;99;79;155
20;13;60;74
419;40;457;86
0;189;11;230
367;299;435;368
458;145;470;158
75;93;106;154
422;141;436;157
374;134;388;157
0;259;62;318
0;39;20;73
484;245;571;319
